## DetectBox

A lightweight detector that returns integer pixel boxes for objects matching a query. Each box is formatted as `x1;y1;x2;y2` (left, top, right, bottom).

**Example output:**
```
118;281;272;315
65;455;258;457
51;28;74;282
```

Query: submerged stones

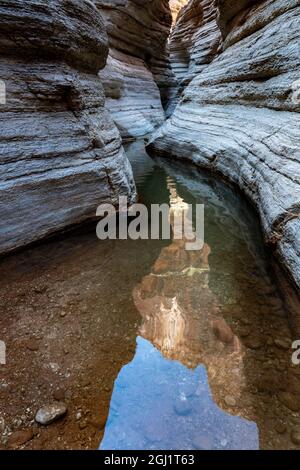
212;319;234;344
8;429;34;449
224;395;237;408
291;428;300;446
174;396;192;416
192;434;214;450
274;338;291;351
278;393;300;413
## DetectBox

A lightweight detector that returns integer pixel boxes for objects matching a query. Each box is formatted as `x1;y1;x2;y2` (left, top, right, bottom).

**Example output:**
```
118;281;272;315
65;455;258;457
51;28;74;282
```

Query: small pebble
8;429;34;448
53;388;66;401
192;435;214;450
174;397;192;416
274;338;290;350
224;395;236;407
35;403;67;425
275;423;287;434
26;339;40;352
291;428;300;446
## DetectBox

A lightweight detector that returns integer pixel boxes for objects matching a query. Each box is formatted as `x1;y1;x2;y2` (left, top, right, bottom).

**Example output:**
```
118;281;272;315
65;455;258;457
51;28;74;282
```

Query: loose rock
53;388;66;402
274;338;291;350
243;336;262;350
291;428;300;446
8;429;34;448
212;319;234;344
35;403;67;425
192;435;214;450
278;392;300;412
26;339;40;352
224;395;236;407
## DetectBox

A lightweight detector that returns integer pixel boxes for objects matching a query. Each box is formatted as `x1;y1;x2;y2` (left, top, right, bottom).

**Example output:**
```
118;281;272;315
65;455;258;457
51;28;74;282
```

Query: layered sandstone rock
169;0;189;25
0;0;136;256
97;0;176;138
148;0;300;289
169;0;221;84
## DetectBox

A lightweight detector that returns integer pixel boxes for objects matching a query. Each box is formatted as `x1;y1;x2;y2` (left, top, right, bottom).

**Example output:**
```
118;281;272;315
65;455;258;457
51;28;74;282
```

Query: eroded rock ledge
148;0;300;289
169;0;221;85
0;0;136;256
97;0;177;139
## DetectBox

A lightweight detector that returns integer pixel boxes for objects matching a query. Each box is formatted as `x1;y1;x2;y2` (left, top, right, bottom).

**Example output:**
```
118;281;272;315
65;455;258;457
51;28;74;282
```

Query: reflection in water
99;140;300;450
133;177;241;368
101;175;256;450
100;337;258;450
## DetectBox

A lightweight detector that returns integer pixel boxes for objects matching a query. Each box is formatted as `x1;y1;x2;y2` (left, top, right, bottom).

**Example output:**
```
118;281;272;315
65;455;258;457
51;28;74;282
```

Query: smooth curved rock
97;0;177;138
148;0;300;289
35;403;67;425
0;0;136;256
169;0;221;85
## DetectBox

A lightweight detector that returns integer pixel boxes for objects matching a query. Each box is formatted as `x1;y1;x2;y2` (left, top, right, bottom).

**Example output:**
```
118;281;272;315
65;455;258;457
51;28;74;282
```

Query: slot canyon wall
0;0;139;256
96;0;177;139
149;0;300;290
169;0;189;24
1;0;299;295
169;0;221;85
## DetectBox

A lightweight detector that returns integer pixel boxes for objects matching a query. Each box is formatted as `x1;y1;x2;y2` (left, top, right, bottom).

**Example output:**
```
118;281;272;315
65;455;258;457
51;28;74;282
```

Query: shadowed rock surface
97;0;177;138
148;0;300;290
0;0;136;256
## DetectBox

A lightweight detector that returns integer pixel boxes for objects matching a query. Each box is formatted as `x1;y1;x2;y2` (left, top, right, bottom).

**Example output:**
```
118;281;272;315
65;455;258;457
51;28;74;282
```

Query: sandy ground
0;228;162;449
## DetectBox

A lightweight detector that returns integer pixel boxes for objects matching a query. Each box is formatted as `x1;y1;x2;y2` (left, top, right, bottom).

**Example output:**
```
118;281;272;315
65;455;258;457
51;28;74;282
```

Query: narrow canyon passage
1;141;300;450
0;0;300;453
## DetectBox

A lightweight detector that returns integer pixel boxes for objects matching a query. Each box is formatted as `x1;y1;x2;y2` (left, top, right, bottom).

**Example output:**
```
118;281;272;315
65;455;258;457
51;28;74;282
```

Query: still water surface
99;140;300;450
1;140;299;450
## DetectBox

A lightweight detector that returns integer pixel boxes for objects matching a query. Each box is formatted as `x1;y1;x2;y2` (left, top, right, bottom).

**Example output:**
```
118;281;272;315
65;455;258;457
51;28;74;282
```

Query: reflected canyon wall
132;173;300;449
148;0;300;291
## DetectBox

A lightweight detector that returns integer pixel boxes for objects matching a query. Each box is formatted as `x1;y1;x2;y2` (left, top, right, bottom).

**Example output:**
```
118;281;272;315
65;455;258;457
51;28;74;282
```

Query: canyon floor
0;228;162;449
1;142;300;450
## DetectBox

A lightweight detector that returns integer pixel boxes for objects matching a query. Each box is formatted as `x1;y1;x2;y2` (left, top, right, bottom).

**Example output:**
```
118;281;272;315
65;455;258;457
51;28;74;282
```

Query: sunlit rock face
169;0;221;85
169;0;189;25
0;0;136;256
96;0;177;138
148;0;300;290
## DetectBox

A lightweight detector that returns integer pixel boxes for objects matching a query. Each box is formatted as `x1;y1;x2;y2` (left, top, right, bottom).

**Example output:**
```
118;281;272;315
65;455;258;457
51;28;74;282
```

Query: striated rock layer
0;0;136;256
97;0;177;139
169;0;221;85
169;0;189;25
148;0;300;290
